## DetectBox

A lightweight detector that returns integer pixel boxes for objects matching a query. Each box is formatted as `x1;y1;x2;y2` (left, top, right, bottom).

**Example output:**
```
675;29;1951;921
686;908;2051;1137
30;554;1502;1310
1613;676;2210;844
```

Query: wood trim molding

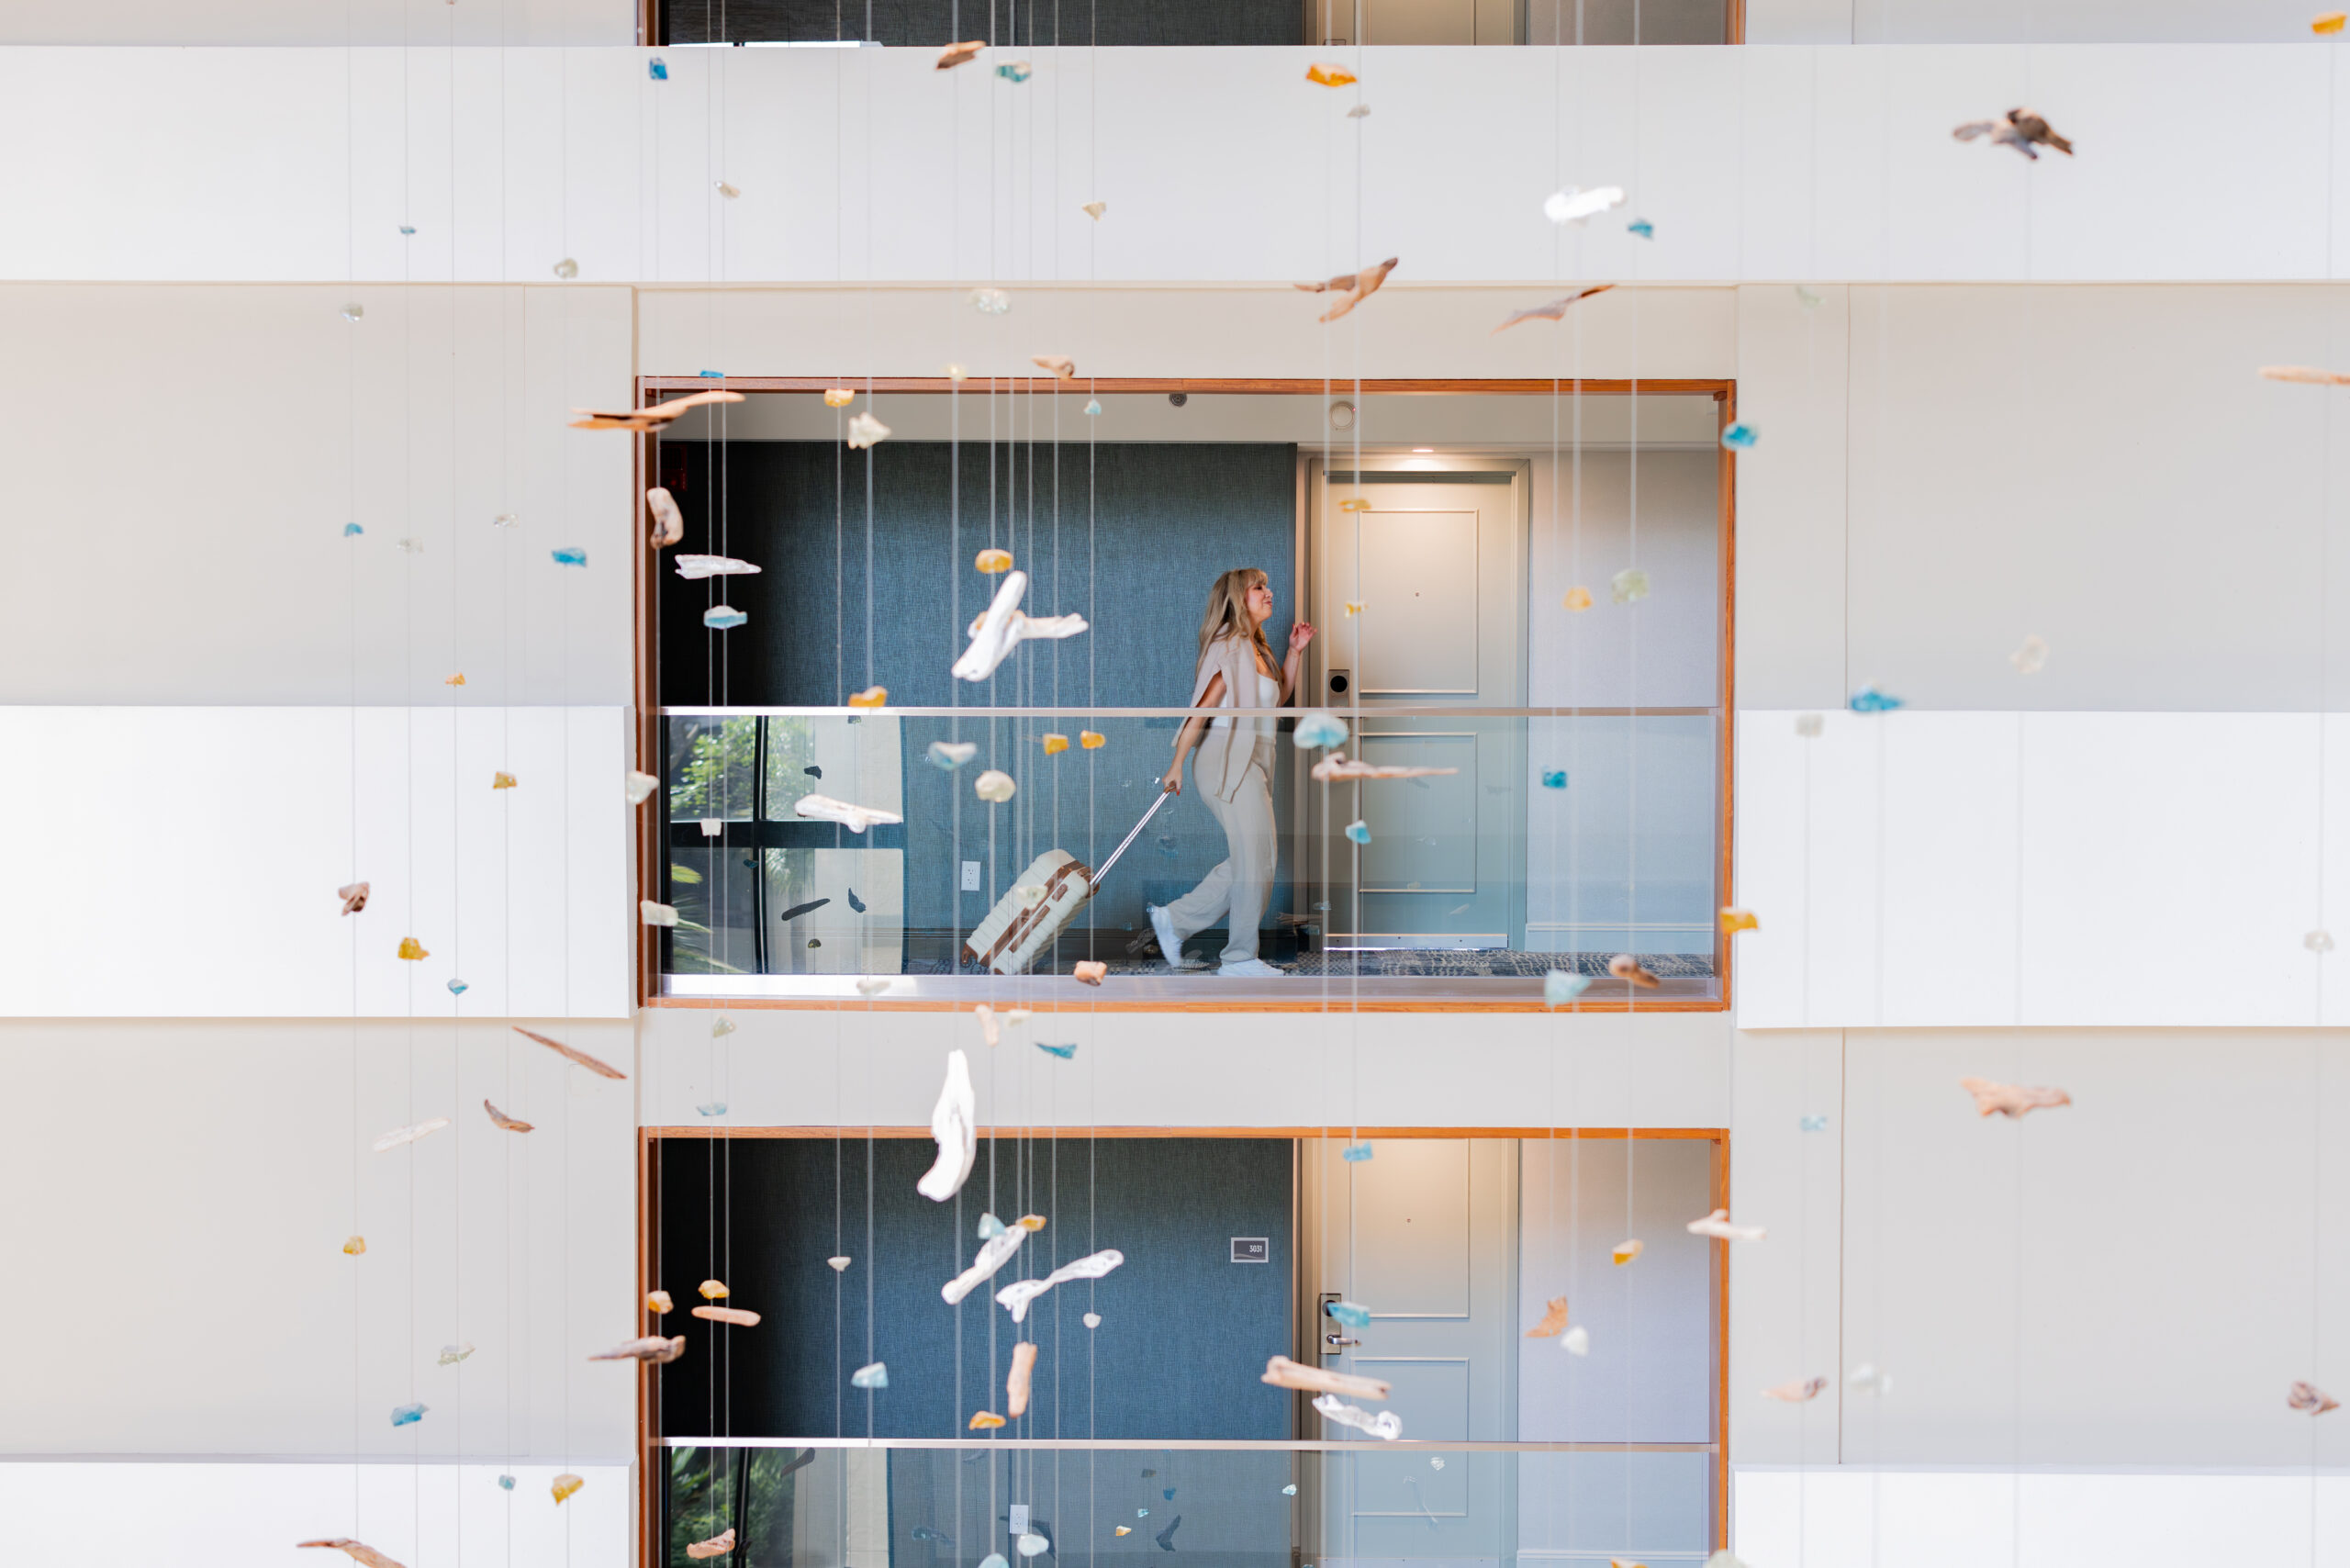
1716;386;1739;1010
640;376;1737;398
630;373;1740;1014
640;996;1727;1014
643;1125;1725;1140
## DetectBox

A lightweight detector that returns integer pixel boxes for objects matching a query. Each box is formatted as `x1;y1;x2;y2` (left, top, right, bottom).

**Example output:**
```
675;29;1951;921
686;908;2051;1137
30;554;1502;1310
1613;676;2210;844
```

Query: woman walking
1150;568;1315;977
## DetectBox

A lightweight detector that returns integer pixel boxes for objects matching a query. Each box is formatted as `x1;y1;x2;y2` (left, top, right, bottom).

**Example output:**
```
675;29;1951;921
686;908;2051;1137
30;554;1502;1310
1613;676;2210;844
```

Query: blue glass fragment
1544;969;1592;1008
649;56;668;80
1341;1142;1372;1162
1293;711;1349;750
1344;820;1371;846
1847;685;1904;713
699;369;724;379
343;522;364;537
1800;1114;1829;1132
1719;422;1758;452
912;1528;954;1545
851;1361;889;1389
447;978;468;996
704;605;747;630
1036;1042;1077;1059
1136;1510;1149;1518
1540;770;1567;790
391;1402;427;1427
498;1474;517;1491
1163;1487;1176;1501
979;1212;1007;1239
1084;399;1103;417
805;765;822;778
847;887;867;913
399;225;416;237
1282;1484;1298;1496
1328;1301;1371;1329
1157;835;1178;857
996;62;1032;82
1627;218;1655;239
552;546;588;567
697;1102;727;1117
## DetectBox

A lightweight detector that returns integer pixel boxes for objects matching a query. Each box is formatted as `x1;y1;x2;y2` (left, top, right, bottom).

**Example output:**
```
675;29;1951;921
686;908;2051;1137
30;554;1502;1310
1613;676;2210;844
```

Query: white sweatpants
1165;754;1278;966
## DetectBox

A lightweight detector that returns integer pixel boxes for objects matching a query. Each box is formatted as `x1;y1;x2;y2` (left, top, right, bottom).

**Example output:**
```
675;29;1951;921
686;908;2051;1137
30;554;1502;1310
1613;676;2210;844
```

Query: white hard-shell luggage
961;785;1175;976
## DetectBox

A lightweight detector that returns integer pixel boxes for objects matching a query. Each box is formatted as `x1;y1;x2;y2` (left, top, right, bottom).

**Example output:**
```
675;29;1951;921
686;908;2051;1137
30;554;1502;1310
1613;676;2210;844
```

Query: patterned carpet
921;947;1716;980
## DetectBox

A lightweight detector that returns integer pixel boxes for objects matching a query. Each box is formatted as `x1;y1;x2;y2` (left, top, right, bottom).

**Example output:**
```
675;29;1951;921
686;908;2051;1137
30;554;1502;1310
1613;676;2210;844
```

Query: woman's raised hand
1288;622;1317;653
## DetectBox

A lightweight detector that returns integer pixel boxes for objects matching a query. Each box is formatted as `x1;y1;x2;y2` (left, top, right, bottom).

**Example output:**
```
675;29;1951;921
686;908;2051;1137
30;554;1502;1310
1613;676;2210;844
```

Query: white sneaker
1217;958;1289;978
1149;905;1205;970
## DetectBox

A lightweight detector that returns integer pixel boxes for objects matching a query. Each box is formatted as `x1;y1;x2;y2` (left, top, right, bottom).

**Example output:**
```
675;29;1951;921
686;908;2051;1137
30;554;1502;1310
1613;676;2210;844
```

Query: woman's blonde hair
1196;567;1277;672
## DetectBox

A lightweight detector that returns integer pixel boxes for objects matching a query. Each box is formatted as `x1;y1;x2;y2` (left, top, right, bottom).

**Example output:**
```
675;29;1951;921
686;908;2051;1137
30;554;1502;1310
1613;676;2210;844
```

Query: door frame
1300;454;1532;951
1286;1127;1729;1559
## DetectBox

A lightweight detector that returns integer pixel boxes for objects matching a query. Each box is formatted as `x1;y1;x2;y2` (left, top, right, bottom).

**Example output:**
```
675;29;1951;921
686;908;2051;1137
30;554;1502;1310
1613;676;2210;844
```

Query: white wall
1732;709;2350;1029
1734;1469;2350;1568
640;1003;1734;1128
0;1021;637;1458
637;280;1741;379
6;46;2349;286
1731;1026;2350;1464
0;0;634;44
1752;0;2336;45
0;1462;631;1568
0;706;633;1019
1732;282;2350;713
1728;1025;2350;1557
0;284;634;707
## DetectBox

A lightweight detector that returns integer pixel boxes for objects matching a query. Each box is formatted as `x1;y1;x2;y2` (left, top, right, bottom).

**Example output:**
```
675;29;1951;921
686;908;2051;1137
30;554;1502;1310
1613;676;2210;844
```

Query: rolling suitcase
961;784;1176;976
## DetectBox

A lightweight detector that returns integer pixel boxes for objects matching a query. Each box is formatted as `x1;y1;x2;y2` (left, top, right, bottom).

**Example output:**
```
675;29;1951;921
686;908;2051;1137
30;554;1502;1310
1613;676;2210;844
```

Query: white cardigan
1182;631;1281;802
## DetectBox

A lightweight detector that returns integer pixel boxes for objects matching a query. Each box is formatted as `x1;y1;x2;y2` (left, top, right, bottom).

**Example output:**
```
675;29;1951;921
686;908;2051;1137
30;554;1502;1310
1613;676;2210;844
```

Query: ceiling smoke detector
1329;400;1356;431
1168;392;1188;408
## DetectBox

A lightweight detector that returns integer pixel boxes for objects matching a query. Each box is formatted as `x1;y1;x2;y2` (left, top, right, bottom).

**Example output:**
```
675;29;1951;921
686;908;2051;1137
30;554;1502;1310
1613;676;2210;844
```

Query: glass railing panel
656;708;1722;1002
659;1443;1716;1568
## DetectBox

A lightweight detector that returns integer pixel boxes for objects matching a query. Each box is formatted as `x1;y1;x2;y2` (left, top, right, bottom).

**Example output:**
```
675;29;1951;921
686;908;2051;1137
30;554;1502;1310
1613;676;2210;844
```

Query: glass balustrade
659;1441;1717;1568
658;706;1724;1004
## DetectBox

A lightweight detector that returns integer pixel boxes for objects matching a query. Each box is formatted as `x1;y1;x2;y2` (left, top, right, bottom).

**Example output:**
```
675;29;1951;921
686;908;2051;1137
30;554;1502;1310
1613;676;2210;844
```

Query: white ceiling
660;391;1724;447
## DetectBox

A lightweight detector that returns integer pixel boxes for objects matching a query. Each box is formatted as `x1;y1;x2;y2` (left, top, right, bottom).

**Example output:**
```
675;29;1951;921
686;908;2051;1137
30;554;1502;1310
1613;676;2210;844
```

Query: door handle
1324;1333;1360;1349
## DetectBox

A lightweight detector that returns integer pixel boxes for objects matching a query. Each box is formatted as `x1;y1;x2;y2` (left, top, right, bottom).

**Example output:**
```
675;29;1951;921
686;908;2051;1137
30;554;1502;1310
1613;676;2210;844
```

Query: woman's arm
1279;622;1317;705
1159;670;1225;795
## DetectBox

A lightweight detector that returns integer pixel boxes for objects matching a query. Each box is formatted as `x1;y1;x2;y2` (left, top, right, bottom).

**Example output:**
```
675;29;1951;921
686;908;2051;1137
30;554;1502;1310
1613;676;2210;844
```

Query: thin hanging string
397;10;422;1544
435;13;468;1521
2309;242;2337;1568
342;0;361;1538
496;0;516;1530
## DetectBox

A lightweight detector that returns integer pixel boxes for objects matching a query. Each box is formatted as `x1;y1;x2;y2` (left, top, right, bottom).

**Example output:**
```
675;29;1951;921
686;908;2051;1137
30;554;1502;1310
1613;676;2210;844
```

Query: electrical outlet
1009;1505;1031;1536
961;860;982;892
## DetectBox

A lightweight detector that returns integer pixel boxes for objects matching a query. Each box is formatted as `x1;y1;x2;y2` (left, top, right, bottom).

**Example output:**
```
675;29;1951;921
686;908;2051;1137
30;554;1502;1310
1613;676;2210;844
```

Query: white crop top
1211;670;1281;728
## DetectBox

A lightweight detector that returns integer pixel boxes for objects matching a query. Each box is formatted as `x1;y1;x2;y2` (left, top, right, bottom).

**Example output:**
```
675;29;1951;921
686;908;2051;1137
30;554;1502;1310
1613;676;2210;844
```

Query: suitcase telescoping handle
1089;781;1177;888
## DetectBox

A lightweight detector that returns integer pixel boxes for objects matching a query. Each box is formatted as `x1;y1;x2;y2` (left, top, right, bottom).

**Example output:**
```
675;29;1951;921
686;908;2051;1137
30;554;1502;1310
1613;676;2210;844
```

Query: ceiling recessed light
1412;447;1434;454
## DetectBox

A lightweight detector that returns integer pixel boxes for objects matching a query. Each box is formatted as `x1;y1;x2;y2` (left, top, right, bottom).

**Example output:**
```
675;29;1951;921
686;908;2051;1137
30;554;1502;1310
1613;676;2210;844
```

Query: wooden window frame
638;1124;1730;1567
630;375;1737;1014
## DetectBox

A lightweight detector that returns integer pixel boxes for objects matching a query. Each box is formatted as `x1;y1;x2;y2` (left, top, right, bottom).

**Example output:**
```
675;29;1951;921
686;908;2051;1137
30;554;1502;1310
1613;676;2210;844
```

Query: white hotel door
1304;459;1528;950
1299;1137;1521;1568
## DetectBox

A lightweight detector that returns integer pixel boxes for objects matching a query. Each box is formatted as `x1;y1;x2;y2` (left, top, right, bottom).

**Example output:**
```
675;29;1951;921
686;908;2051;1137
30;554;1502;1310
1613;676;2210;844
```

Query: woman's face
1243;576;1273;627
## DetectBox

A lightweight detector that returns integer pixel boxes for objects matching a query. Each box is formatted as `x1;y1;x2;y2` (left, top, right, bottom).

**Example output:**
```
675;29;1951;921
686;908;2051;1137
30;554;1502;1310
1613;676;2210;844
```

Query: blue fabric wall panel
656;441;1300;711
657;1136;1294;1442
656;440;1303;944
